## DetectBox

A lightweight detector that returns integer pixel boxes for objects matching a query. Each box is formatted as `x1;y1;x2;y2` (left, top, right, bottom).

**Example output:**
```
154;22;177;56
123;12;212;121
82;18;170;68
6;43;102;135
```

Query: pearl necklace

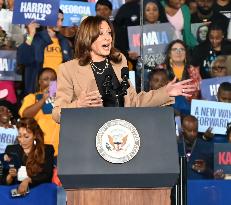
90;58;109;75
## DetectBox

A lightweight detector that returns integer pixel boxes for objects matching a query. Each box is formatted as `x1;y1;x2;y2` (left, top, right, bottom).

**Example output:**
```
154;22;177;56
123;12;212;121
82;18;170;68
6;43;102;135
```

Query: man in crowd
191;0;229;37
178;115;214;179
17;9;72;95
95;0;113;20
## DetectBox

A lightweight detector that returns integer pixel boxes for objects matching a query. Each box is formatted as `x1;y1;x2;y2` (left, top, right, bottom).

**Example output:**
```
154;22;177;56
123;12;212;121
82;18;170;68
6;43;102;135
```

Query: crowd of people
0;0;231;201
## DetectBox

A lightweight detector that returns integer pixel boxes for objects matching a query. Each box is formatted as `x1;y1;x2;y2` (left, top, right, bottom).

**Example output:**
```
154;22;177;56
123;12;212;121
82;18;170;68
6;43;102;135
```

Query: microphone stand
140;0;145;91
103;75;130;107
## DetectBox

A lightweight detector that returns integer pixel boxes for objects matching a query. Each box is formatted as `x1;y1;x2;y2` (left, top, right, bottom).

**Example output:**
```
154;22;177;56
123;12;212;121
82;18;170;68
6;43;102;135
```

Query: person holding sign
17;9;72;95
52;16;196;123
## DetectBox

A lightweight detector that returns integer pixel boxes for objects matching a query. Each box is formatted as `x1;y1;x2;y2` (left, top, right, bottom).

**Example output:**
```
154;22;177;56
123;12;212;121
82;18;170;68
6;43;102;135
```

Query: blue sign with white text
200;76;231;101
12;0;59;26
191;100;231;135
60;0;96;26
0;50;21;81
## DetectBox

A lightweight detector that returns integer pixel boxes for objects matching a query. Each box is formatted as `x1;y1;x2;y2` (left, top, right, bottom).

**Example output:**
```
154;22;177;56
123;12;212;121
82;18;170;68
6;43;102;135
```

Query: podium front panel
58;107;179;188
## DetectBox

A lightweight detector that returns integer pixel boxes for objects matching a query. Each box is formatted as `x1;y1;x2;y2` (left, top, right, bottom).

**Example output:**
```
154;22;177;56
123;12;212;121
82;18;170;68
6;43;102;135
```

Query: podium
58;107;179;205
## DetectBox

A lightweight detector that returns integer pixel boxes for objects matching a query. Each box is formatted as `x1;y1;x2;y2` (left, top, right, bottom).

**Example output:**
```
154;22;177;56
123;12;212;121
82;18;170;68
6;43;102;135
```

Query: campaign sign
0;50;21;81
201;76;231;101
214;143;231;174
127;23;174;67
191;23;208;44
191;100;231;135
12;0;59;26
60;0;96;26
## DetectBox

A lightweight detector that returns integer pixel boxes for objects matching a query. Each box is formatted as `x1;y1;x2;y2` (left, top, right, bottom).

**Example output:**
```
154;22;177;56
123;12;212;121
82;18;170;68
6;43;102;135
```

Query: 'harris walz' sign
0;50;21;81
214;143;231;175
201;76;231;101
60;0;96;26
127;23;174;67
12;0;60;26
191;100;231;135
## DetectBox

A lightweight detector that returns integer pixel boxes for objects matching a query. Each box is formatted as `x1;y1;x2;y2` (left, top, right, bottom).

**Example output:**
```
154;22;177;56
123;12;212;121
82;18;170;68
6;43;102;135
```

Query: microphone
121;67;130;96
103;75;113;95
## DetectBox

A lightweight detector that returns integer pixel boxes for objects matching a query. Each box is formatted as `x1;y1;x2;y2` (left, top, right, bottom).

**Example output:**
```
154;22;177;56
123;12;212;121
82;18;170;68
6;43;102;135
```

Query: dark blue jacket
178;137;214;179
17;30;72;95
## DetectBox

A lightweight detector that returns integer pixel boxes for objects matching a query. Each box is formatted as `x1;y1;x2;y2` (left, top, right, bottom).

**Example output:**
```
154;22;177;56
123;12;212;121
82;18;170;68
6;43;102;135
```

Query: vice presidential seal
96;119;140;163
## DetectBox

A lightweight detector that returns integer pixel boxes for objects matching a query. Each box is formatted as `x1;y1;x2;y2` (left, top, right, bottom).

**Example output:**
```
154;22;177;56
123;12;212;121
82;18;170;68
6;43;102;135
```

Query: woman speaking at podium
52;16;195;123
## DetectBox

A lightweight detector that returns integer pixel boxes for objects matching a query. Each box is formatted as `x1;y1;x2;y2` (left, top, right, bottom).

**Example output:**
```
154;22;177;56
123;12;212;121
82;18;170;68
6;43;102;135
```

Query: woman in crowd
2;118;54;195
52;16;195;123
127;0;168;62
161;0;197;48
143;0;168;24
0;105;18;154
191;23;231;79
19;68;60;156
164;39;190;81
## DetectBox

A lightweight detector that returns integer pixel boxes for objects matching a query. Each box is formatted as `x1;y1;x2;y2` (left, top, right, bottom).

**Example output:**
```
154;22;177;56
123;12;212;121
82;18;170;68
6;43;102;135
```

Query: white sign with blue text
191;100;231;135
12;0;59;26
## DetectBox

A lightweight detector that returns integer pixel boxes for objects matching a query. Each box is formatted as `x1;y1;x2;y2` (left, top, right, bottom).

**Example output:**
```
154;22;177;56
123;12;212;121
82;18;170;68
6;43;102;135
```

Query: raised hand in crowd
202;127;214;141
192;159;206;173
25;21;39;45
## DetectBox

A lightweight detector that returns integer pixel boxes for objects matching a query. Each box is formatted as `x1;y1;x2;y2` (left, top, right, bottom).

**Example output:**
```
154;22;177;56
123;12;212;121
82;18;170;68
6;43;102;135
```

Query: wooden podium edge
66;188;171;205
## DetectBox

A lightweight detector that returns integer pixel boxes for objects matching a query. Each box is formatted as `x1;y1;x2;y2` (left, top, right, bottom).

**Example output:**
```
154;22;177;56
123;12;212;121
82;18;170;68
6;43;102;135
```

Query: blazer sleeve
30;145;54;186
52;63;79;123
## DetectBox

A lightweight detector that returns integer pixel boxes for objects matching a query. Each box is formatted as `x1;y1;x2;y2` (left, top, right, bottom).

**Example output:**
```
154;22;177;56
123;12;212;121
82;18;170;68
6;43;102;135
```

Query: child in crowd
148;69;191;116
19;68;60;156
217;82;231;103
203;82;231;142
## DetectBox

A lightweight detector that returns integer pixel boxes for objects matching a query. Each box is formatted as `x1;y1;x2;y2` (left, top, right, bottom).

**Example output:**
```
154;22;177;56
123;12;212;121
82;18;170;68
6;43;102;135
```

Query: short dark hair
95;0;113;11
59;8;64;14
218;82;231;93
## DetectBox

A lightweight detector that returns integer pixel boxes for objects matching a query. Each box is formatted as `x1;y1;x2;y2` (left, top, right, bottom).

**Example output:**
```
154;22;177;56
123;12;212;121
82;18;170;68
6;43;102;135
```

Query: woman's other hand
18;178;31;195
166;77;196;97
8;167;17;178
76;90;103;108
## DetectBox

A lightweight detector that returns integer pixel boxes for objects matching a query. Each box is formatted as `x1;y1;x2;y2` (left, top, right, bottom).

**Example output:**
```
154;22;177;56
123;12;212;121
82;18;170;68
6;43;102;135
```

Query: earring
34;140;36;145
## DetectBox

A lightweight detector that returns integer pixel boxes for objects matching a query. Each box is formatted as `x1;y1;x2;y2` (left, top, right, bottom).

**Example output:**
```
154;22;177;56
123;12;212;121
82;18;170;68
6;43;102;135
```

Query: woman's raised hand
166;77;196;97
76;90;103;108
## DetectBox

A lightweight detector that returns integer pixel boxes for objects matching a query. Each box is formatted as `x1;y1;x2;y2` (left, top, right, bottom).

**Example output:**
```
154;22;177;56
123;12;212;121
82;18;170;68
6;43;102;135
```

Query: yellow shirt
19;93;60;156
43;38;62;73
172;65;184;81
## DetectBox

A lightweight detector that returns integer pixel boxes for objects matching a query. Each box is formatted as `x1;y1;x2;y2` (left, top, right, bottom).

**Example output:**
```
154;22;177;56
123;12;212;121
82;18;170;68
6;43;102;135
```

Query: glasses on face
212;66;226;72
171;47;186;53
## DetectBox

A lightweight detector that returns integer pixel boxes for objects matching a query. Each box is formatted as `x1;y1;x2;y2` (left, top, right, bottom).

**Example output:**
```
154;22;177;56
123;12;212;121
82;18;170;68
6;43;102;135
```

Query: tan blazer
52;54;174;123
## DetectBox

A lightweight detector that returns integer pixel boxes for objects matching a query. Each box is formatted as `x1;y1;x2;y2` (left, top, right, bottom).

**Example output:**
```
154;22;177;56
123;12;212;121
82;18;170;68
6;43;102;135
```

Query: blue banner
201;76;231;101
0;50;21;81
191;100;231;134
188;180;231;205
0;183;57;205
12;0;59;26
214;143;231;175
60;0;96;26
